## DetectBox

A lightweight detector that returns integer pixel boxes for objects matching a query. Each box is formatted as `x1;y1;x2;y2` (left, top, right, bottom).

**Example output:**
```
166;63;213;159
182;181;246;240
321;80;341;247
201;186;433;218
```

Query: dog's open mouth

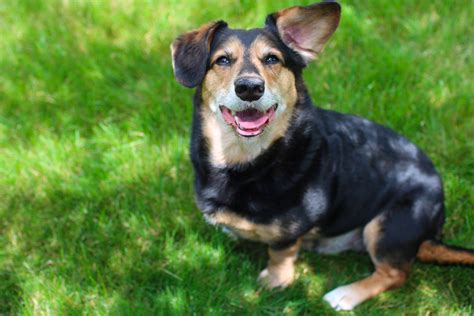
220;104;277;137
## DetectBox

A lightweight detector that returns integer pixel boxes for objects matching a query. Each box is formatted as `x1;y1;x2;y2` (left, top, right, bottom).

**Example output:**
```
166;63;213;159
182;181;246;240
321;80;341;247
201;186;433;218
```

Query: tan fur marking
258;238;302;289
208;210;282;243
363;215;383;261
209;38;245;65
249;36;285;65
417;240;474;265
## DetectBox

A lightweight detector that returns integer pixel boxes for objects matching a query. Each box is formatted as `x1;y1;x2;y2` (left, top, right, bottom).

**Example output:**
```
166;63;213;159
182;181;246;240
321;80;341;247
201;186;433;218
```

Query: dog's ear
266;1;340;64
171;21;227;88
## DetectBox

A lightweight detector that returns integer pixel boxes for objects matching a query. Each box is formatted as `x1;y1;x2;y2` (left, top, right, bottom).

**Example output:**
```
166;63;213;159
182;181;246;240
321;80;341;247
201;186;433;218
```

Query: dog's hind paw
323;285;362;311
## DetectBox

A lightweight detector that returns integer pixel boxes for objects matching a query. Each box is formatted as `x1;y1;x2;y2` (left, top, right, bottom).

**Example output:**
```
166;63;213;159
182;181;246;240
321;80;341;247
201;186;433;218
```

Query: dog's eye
264;54;280;65
215;56;231;66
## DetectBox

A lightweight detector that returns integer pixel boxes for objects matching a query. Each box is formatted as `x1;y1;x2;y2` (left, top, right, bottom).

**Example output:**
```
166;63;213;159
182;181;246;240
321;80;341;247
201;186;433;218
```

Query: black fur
188;26;446;266
172;21;227;88
192;91;446;257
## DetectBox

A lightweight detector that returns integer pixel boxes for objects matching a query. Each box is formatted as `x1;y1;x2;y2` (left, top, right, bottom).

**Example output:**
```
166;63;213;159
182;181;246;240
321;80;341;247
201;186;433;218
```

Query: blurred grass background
0;0;473;314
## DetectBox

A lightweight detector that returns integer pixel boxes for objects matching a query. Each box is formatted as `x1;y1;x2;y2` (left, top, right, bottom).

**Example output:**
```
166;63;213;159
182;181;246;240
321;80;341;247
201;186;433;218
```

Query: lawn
0;0;473;315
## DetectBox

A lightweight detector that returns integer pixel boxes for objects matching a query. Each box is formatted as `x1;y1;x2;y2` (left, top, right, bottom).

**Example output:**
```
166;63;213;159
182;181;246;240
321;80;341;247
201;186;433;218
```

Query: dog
171;1;474;311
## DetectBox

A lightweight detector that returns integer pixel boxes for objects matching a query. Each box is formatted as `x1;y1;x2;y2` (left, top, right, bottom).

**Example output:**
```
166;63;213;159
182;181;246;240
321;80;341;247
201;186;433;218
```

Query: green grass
0;0;473;314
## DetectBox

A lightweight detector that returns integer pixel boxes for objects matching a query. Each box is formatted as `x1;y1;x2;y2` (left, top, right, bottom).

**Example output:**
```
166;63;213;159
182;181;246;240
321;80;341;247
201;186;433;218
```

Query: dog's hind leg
323;208;423;311
324;190;445;311
323;260;408;311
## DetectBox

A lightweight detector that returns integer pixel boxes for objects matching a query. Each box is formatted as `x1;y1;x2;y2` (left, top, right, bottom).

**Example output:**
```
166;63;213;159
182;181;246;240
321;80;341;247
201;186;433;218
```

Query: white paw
258;267;294;289
323;285;361;311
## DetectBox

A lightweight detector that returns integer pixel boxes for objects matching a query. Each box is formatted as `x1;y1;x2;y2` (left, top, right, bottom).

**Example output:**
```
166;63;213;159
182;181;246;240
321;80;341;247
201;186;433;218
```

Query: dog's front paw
258;266;294;289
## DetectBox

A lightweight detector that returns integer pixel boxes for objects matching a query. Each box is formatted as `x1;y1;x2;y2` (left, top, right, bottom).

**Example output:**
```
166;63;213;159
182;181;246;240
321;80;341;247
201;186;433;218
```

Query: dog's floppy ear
171;21;227;88
266;1;341;64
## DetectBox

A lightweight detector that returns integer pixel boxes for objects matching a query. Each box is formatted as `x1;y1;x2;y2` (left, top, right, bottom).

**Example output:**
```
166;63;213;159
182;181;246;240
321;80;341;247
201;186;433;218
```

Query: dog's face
201;29;300;137
171;2;340;151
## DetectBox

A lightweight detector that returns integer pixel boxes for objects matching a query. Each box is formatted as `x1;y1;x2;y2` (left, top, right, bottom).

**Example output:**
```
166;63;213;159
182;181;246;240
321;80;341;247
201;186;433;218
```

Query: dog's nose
234;77;265;102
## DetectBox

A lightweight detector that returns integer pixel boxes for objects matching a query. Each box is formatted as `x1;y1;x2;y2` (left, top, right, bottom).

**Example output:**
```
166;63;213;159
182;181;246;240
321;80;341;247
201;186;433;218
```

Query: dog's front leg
258;238;302;289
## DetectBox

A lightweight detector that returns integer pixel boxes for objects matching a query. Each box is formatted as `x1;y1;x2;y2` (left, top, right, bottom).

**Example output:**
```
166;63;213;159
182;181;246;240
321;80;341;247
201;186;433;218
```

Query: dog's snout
234;77;265;102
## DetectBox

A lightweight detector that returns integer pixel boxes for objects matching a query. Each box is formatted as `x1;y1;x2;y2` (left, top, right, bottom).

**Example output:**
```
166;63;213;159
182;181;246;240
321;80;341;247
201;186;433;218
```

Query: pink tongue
236;109;268;129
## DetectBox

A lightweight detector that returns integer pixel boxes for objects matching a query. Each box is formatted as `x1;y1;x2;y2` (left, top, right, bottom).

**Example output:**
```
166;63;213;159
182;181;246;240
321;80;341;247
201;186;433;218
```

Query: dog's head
171;1;340;141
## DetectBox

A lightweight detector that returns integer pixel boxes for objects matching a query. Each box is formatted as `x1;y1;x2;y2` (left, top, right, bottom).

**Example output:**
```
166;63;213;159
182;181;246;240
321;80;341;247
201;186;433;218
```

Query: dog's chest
204;209;286;243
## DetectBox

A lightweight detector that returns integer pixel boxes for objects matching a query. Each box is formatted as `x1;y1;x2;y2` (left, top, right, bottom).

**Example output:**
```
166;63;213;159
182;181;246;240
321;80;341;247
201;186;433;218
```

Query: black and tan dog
171;1;474;311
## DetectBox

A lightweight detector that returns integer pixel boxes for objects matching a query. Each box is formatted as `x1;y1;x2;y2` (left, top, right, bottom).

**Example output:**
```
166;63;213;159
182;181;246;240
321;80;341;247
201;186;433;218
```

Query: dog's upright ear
171;21;227;88
266;1;341;64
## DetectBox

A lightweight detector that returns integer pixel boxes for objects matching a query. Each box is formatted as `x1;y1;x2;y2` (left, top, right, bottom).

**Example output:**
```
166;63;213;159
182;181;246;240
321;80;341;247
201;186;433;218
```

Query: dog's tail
417;239;474;265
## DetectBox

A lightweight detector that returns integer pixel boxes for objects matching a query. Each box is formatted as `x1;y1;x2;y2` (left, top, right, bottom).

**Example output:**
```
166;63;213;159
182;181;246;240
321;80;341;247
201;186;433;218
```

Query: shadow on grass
0;267;22;315
2;150;473;314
